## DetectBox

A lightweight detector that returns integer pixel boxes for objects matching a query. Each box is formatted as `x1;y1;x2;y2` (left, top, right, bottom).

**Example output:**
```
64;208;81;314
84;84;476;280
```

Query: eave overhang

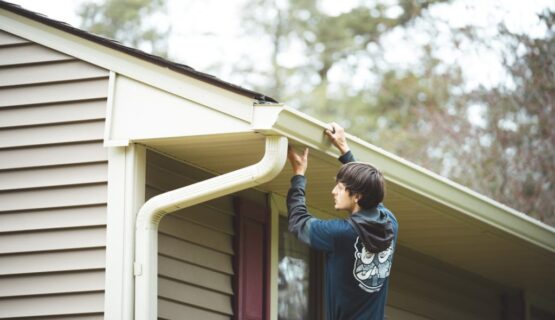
139;104;555;292
258;106;555;254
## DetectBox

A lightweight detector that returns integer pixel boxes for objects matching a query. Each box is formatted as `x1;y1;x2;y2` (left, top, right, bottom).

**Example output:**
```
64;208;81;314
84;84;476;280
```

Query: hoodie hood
346;205;394;253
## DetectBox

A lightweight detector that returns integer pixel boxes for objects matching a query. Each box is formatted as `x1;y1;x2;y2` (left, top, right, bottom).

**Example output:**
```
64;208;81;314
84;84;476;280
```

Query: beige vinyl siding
386;246;502;320
147;150;240;320
0;30;108;319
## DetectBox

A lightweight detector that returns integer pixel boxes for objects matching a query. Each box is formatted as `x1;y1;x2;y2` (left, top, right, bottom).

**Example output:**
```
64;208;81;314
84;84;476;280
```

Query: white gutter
254;104;555;253
133;135;288;320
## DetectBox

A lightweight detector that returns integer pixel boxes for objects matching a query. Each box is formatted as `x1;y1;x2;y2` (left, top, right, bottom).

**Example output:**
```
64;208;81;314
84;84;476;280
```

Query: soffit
144;132;555;292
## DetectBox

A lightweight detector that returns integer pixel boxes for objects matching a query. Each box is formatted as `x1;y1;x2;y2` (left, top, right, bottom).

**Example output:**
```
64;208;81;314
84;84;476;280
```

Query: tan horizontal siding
0;270;105;298
158;298;230;320
146;149;216;182
0;60;108;87
389;272;498;320
385;306;431;320
173;205;234;235
0;162;107;191
148;150;239;319
159;255;233;295
0;205;106;233
0;227;106;254
0;100;106;129
0;78;108;108
0;43;73;67
0;142;107;170
158;277;233;315
388;247;501;320
31;316;104;320
0;249;105;276
158;234;233;276
159;215;233;255
0;31;109;319
0;30;29;46
0;292;104;318
0;183;107;212
0;120;104;149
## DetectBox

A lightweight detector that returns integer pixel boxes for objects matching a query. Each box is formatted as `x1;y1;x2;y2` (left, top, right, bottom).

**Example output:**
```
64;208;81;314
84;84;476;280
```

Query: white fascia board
256;104;555;253
0;8;254;122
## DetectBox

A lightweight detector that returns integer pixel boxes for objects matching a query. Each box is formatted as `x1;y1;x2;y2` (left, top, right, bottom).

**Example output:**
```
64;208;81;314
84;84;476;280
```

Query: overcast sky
8;0;555;90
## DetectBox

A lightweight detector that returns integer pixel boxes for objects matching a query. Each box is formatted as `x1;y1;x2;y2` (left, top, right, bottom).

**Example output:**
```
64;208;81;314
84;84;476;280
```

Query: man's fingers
329;122;344;133
325;122;342;138
288;146;309;163
325;127;337;141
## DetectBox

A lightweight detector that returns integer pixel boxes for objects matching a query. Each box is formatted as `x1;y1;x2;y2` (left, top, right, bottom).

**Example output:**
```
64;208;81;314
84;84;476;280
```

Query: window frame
271;194;328;320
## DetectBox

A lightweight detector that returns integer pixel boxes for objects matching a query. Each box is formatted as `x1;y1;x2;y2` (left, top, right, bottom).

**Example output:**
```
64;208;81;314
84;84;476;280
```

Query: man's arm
286;174;312;244
325;122;356;163
286;147;336;252
286;147;312;244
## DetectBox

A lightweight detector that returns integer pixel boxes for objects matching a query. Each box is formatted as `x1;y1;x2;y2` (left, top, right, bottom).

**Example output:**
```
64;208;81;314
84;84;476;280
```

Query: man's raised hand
287;146;309;176
325;122;350;155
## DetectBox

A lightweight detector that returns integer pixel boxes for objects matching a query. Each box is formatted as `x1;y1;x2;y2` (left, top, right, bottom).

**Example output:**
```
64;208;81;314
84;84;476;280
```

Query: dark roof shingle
0;0;278;103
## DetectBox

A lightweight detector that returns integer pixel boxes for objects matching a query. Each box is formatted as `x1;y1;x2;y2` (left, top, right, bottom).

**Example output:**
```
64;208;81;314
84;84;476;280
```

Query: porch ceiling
142;131;555;293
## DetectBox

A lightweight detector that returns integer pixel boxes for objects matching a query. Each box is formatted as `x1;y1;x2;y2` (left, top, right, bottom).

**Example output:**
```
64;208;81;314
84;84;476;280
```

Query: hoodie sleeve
287;175;336;252
338;150;356;164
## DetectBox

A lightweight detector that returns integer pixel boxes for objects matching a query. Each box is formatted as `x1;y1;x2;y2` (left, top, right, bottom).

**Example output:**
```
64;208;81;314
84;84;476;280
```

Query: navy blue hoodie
287;151;398;320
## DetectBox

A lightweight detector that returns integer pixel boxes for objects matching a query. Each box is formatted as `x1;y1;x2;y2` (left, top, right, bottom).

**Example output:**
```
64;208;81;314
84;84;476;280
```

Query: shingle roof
0;0;278;103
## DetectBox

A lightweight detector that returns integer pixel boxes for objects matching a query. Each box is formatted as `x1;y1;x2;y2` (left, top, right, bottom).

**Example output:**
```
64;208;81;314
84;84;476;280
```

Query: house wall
387;246;503;320
0;30;109;319
146;150;267;320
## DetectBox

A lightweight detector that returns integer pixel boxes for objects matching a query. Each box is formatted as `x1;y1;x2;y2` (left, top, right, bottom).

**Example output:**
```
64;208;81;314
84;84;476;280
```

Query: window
278;216;323;320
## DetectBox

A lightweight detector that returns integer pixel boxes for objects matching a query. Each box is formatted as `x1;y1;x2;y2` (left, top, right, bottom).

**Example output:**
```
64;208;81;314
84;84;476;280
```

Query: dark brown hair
336;162;385;209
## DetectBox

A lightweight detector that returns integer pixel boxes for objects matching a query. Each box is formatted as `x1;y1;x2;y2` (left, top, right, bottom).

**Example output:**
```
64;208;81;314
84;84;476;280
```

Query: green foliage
77;0;170;57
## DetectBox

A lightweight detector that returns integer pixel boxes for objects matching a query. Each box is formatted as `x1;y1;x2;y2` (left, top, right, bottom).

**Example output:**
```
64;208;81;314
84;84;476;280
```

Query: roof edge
258;105;555;253
0;1;277;103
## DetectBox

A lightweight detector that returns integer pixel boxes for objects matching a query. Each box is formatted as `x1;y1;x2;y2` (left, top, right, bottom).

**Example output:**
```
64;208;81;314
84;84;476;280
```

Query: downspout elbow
136;135;287;230
252;136;289;184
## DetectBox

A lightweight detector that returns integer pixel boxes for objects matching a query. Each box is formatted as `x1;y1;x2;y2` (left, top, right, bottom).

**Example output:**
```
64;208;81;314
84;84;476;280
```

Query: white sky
8;0;555;90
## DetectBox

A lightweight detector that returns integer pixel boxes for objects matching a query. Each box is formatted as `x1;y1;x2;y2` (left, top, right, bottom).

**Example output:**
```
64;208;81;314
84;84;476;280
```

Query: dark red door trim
233;197;271;320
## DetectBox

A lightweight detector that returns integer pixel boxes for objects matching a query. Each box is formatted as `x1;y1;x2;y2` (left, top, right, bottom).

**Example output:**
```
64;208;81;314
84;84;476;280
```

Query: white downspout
134;135;288;320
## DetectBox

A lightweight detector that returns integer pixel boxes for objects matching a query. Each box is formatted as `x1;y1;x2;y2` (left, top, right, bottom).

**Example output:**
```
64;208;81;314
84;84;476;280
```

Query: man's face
331;182;359;212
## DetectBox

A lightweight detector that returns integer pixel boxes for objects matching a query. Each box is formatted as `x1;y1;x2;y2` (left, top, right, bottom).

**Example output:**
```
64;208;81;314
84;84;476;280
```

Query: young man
287;122;398;320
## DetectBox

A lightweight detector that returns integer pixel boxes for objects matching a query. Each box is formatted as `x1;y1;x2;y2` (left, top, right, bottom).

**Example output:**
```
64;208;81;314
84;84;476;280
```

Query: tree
237;1;555;226
461;11;555;224
77;0;170;57
238;0;450;104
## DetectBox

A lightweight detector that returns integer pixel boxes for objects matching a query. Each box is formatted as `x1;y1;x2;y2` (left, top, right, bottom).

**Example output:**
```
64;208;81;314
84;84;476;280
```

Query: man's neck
349;204;361;215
